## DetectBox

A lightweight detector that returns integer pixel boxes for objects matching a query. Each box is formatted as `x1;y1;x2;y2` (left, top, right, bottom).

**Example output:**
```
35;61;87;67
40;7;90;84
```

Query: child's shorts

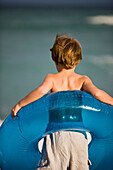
37;131;91;170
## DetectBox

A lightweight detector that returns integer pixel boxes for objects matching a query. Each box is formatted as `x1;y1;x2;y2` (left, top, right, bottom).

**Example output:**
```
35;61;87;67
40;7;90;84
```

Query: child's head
50;34;82;69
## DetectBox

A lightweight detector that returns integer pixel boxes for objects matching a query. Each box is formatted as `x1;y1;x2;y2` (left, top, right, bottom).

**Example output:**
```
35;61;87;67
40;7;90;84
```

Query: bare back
51;72;85;93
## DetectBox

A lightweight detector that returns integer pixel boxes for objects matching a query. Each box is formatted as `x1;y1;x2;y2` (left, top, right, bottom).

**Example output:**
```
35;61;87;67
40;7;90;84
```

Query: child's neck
56;63;75;73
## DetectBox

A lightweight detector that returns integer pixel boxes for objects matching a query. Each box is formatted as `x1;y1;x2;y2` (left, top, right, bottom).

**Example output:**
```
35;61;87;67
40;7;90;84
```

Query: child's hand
11;104;21;120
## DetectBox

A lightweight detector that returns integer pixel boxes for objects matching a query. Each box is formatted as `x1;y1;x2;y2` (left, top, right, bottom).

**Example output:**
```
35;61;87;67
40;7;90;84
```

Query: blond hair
50;34;82;69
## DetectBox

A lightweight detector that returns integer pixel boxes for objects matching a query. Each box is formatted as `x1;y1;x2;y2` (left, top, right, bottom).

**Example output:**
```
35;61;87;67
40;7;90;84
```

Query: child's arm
11;74;53;119
82;76;113;106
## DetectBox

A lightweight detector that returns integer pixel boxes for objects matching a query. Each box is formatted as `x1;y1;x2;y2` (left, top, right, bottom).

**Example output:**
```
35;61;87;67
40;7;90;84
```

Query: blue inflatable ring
0;91;113;170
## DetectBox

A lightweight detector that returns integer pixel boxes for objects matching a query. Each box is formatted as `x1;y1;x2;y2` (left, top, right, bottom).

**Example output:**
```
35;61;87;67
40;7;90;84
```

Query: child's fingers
12;114;19;120
12;116;15;120
11;110;17;120
12;114;18;120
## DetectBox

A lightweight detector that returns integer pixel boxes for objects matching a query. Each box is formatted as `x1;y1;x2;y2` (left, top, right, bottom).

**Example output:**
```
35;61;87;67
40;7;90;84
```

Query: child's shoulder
45;73;59;78
43;73;55;82
75;74;92;85
80;75;92;82
75;74;90;80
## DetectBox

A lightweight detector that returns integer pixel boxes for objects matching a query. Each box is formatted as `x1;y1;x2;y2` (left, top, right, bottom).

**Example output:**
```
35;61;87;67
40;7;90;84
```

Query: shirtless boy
11;34;113;169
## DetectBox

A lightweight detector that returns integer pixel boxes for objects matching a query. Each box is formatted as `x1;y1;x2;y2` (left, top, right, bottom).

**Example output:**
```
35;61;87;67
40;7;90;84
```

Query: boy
11;34;113;169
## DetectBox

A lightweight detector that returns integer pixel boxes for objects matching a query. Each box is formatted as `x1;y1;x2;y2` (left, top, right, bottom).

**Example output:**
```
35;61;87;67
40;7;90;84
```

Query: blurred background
0;0;113;122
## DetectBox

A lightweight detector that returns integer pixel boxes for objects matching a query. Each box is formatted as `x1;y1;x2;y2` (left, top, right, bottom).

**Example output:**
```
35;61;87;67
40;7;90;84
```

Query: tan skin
11;62;113;120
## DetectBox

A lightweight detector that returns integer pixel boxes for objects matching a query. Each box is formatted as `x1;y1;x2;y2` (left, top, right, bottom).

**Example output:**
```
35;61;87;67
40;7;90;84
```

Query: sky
0;0;113;7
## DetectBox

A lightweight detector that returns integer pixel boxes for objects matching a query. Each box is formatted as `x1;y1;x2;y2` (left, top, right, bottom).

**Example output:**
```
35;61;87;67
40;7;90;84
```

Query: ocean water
0;7;113;121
